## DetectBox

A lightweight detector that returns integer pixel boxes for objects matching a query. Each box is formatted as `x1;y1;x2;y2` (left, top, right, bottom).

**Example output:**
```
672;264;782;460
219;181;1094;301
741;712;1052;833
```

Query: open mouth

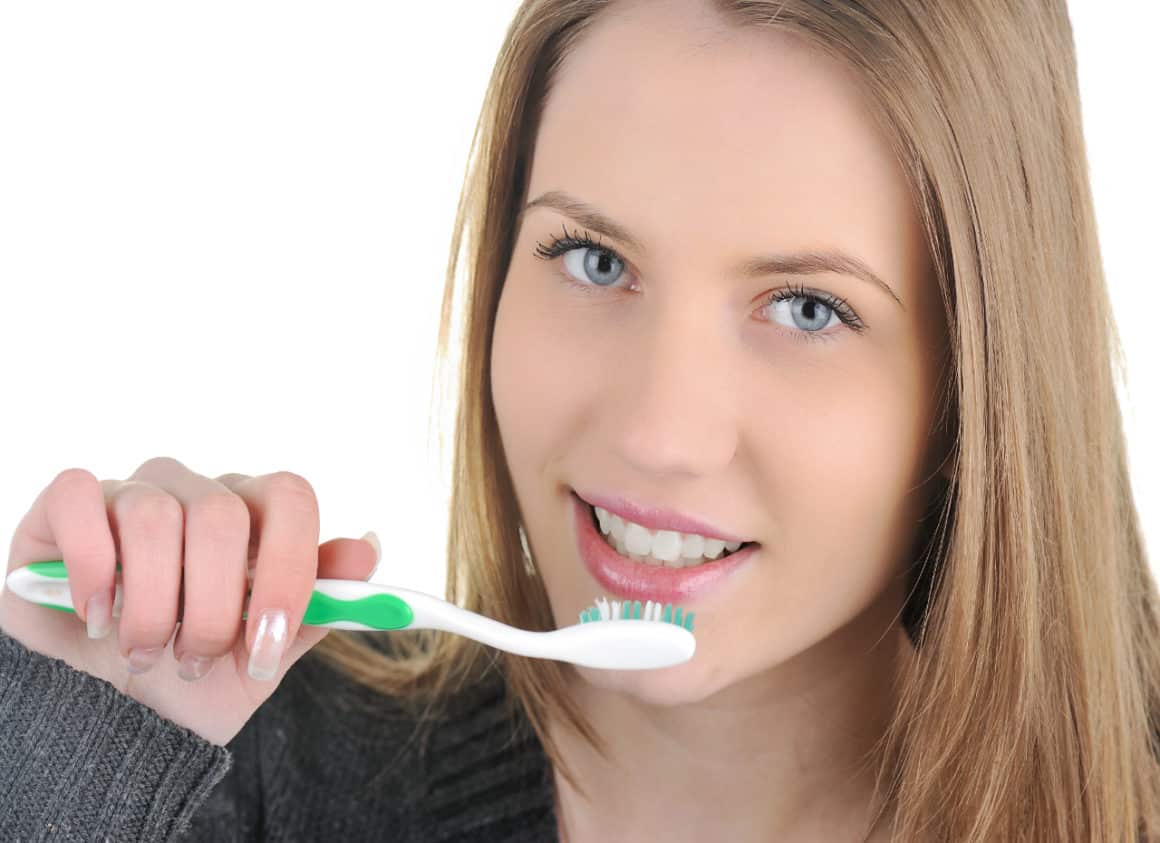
584;500;758;567
572;492;759;604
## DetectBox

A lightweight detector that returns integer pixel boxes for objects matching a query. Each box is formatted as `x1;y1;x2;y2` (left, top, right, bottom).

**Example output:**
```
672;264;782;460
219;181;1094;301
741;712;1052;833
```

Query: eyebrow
520;190;904;309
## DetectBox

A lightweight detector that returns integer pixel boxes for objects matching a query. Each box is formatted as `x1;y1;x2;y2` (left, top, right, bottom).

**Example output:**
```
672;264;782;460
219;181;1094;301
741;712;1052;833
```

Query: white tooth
624;523;652;556
651;530;682;562
680;533;705;559
595;510;743;567
610;515;626;543
703;538;726;559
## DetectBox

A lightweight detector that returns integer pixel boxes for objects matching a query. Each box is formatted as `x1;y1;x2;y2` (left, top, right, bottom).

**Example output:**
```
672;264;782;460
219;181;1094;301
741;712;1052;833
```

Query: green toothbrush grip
301;586;414;630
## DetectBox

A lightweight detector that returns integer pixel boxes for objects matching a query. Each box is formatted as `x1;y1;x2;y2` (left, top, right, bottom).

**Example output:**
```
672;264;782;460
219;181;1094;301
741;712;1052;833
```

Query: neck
549;585;914;843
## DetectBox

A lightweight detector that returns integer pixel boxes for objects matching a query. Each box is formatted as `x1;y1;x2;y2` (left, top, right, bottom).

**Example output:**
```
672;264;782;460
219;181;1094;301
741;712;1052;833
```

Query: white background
0;2;1154;608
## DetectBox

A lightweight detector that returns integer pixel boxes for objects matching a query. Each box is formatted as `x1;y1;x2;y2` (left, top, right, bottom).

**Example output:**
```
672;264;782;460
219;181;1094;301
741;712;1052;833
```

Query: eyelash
532;224;867;343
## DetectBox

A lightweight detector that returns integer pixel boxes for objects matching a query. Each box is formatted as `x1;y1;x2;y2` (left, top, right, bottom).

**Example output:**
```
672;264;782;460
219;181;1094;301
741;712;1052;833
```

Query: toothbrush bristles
578;596;695;632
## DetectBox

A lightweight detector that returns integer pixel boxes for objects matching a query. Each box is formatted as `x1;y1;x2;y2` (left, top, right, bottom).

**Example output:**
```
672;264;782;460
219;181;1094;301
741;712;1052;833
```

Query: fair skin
490;1;951;840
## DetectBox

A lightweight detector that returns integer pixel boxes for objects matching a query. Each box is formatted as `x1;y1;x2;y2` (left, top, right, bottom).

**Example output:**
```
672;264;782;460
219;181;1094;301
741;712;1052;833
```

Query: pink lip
573;489;753;544
571;491;758;605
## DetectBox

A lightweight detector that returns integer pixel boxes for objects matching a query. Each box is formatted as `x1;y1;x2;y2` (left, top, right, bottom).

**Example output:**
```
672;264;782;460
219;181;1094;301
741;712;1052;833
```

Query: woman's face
491;0;949;705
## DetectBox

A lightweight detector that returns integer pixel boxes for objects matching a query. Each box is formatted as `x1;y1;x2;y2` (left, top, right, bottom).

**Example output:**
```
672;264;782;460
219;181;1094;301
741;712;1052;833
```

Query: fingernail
247;609;288;681
127;646;164;674
177;653;216;682
85;591;113;639
361;530;382;574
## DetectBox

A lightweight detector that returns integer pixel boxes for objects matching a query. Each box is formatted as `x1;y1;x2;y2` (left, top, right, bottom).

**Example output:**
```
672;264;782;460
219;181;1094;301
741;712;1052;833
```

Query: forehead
527;2;918;266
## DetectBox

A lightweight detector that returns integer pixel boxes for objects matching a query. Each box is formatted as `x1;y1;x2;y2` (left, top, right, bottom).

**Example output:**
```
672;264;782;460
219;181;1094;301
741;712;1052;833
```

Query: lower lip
571;491;758;606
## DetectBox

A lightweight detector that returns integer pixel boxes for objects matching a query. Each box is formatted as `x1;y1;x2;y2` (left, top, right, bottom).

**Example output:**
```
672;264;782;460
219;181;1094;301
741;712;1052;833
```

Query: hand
0;456;380;746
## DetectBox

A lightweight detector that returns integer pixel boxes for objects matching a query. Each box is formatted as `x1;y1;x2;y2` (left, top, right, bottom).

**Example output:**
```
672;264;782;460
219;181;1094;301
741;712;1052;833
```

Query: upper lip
574;489;756;544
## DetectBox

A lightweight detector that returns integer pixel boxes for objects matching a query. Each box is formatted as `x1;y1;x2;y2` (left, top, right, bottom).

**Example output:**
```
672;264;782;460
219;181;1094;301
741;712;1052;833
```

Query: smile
571;491;759;605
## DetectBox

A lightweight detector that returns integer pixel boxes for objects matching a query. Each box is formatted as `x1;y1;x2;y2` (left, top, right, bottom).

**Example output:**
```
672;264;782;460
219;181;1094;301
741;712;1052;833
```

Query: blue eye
532;224;867;344
761;284;866;342
564;244;624;287
533;224;626;288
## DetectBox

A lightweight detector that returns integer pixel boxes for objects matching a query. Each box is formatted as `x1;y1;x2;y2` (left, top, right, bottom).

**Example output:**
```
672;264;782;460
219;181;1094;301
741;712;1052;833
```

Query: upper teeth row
593;505;743;563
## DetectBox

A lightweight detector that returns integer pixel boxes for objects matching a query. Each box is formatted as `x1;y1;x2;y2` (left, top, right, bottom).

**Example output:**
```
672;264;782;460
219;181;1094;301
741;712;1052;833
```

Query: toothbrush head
579;596;694;632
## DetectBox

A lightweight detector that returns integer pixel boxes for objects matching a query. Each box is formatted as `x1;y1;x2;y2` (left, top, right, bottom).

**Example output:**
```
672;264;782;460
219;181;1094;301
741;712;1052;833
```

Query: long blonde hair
313;1;1160;838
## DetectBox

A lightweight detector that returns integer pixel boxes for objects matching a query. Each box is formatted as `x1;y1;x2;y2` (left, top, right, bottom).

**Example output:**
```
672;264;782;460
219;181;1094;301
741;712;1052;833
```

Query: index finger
216;471;320;681
6;469;117;630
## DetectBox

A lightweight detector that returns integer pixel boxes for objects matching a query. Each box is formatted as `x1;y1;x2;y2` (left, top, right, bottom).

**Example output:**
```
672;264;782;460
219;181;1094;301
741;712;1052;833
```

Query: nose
608;301;740;480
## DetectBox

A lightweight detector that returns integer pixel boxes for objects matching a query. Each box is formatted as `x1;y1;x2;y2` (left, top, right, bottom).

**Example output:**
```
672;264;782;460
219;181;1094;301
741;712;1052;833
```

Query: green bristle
580;597;696;630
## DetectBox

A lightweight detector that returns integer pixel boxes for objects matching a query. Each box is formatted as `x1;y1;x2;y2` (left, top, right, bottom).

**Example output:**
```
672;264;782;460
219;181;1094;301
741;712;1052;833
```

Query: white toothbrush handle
313;580;696;670
5;564;695;670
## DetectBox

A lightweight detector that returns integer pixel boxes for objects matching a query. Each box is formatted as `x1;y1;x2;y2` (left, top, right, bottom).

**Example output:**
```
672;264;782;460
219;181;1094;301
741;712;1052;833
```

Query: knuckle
117;488;184;531
265;472;318;512
189;492;250;532
51;467;99;496
135;456;185;474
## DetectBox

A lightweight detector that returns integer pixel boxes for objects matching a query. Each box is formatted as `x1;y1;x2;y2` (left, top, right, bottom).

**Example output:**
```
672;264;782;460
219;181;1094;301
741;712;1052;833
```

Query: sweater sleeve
0;626;244;842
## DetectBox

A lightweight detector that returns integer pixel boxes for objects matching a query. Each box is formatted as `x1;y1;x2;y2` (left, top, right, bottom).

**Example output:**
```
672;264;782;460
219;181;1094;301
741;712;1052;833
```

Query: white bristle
580;596;685;625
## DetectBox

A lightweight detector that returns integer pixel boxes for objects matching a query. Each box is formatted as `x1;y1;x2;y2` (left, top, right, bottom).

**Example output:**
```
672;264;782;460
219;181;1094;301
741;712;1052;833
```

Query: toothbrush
4;561;696;670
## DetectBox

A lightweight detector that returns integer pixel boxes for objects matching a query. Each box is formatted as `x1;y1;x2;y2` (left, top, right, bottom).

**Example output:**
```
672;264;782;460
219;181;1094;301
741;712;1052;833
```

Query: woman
2;0;1156;840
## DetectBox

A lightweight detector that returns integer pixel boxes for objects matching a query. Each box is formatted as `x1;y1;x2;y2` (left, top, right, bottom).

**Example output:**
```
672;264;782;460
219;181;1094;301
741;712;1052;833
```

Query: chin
572;660;728;708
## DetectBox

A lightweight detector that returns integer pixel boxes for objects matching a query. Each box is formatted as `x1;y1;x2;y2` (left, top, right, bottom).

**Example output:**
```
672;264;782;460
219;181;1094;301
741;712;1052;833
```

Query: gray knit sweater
0;626;558;841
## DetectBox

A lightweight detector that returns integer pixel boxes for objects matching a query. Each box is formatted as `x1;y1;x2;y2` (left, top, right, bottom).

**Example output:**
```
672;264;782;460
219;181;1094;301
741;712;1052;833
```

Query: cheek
492;273;551;450
491;271;603;463
731;364;931;636
755;335;936;526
